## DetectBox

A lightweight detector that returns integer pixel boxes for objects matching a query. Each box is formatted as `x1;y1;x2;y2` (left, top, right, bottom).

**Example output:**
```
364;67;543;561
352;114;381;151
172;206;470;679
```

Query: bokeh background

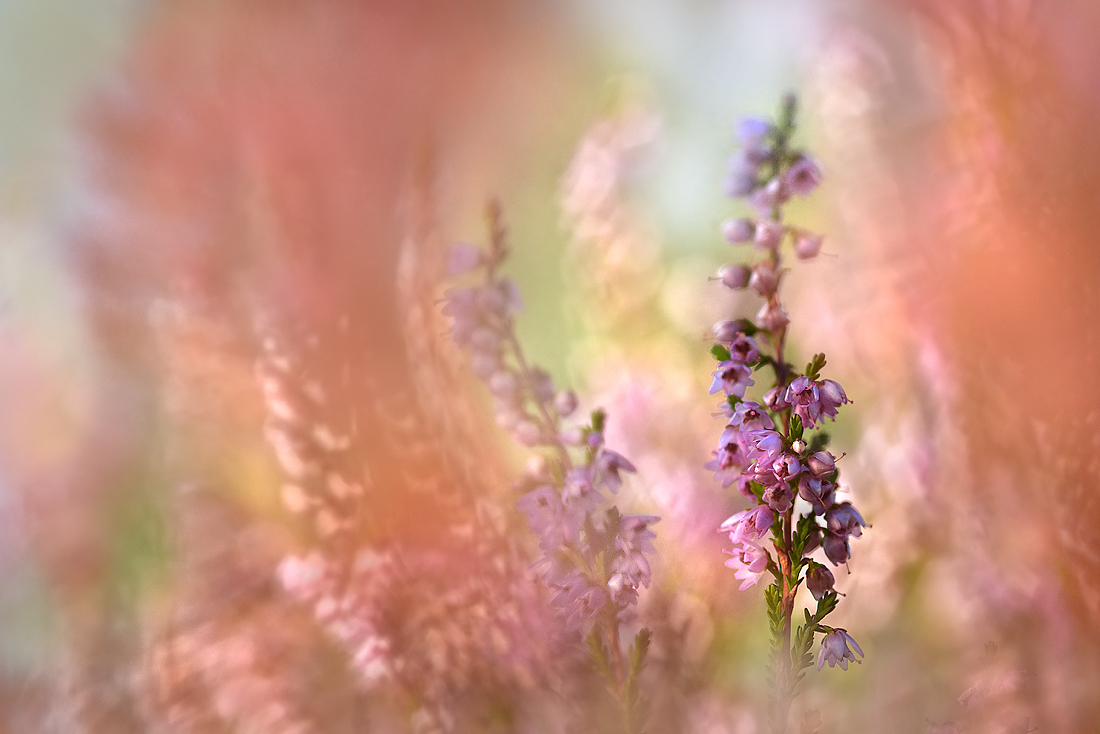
2;1;1099;732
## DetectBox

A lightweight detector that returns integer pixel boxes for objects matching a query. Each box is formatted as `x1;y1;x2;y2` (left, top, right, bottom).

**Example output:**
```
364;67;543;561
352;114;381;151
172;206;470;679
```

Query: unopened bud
749;265;779;296
806;451;836;479
794;232;823;260
719;264;752;289
754;220;785;250
722;218;755;244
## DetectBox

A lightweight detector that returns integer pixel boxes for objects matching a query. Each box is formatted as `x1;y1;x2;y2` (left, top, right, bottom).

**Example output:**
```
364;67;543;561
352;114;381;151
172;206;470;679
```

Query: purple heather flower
794;232;824;260
713;320;741;345
705;453;739;488
771;453;802;483
763;385;790;412
818;379;850;420
750;178;789;216
817;629;863;671
562;467;604;515
586;430;604;449
730;401;774;432
737;117;771;147
754;219;785;251
725;152;760;198
756;301;790;332
720;505;774;544
728;333;760;364
797;475;836;516
518;485;580;552
749;265;779;296
724;541;770;590
554;581;608;629
710;360;754;398
827;502;865;538
746;429;784;464
722;219;755;244
823;502;865;565
784;154;823;197
762;483;794;513
614;515;660;590
806;563;836;600
805;451;837;479
785;375;822;428
719;264;752;289
596;449;637;494
447;242;484;275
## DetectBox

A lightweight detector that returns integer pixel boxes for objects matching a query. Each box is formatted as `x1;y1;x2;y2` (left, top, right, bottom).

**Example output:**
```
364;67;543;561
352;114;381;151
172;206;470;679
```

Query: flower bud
749;265;779;296
756;302;790;332
784;153;823;197
806;563;835;600
554;389;579;417
713;320;741;345
722;218;755;244
806;451;836;479
754;219;784;250
791;439;806;454
719;264;752;289
794;232;823;260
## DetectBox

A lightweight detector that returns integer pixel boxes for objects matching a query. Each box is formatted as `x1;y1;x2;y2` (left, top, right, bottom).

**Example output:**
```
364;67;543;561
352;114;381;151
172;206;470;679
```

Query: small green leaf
591;408;607;434
790;414;804;440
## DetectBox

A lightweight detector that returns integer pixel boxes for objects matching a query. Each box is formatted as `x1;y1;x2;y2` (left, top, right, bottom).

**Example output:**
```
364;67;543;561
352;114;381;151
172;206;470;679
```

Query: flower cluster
709;96;866;731
445;202;657;731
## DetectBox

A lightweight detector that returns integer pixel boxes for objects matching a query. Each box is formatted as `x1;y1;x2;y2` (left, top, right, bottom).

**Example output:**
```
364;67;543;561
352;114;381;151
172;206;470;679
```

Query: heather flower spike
708;95;867;733
446;201;658;734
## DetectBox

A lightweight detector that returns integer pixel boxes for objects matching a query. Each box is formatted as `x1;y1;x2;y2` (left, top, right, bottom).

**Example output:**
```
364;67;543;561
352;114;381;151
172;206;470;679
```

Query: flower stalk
709;96;866;733
446;202;658;733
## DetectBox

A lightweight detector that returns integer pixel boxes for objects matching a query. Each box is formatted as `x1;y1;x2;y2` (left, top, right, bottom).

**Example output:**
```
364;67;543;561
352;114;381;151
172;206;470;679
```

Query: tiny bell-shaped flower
723;218;755;244
805;562;835;600
784;153;823;197
817;628;863;671
749;265;780;296
805;451;836;479
719;263;752;289
754;219;785;251
794;232;824;260
756;301;790;333
713;320;741;345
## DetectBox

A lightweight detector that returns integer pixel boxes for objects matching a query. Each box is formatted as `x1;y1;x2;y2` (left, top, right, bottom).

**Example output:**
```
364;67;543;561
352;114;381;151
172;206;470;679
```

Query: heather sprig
710;95;866;733
445;201;658;733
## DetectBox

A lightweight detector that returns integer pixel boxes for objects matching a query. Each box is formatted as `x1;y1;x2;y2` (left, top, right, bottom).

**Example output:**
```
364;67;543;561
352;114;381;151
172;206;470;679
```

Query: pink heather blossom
784;154;823;197
710;360;754;398
724;541;770;590
785;375;821;428
720;505;774;544
722;218;755;244
719;263;752;289
817;629;863;671
794;232;824;260
754;219;785;250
